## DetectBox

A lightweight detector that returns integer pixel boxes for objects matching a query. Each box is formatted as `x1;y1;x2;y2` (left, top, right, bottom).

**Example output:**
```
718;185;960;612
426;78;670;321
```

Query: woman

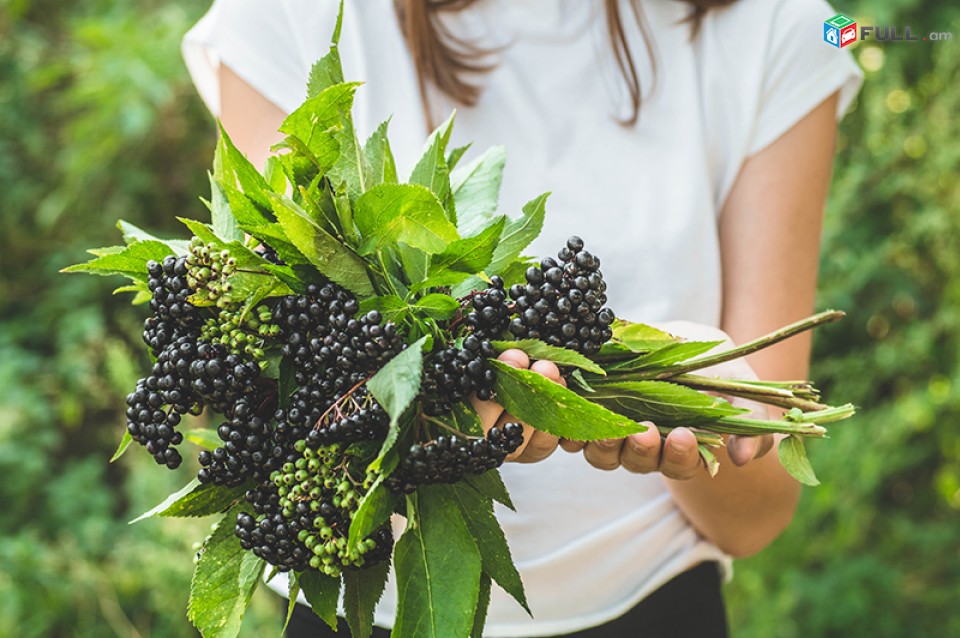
183;1;861;635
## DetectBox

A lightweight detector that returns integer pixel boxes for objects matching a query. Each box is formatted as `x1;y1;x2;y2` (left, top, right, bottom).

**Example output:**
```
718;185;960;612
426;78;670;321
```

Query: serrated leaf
611;320;679;353
279;83;359;164
450;483;528;613
489;360;645;441
159;482;247;519
610;340;724;372
347;475;396;554
568;369;596;393
185;428;221;451
412;294;459;321
283;574;301;633
369;336;430;422
299;570;340;630
465;470;515;511
306;4;345;98
446;143;471;170
355;184;459;255
209;172;244;244
215;123;274;211
62;240;173;281
451;146;506;237
586;380;748;426
490;339;606;376
263;156;288;192
409;113;455;212
450;402;484;437
471;574;491;638
188;506;265;638
116;220;189;255
778;435;820;486
344;560;390;638
364;119;398;187
267;191;374;297
430;217;505;274
129;479;201;524
393;488;481;638
409;269;472;293
487;193;548;274
109;431;133;463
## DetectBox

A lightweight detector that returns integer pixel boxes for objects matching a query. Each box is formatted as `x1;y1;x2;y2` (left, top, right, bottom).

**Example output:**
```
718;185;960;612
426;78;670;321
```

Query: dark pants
284;561;728;638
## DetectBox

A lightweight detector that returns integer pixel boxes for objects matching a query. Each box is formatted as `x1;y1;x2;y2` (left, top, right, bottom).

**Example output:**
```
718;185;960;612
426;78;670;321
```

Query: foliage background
1;0;956;635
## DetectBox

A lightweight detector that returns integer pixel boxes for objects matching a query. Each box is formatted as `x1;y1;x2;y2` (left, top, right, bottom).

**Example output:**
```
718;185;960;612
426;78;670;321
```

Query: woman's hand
469;349;565;463
560;320;775;478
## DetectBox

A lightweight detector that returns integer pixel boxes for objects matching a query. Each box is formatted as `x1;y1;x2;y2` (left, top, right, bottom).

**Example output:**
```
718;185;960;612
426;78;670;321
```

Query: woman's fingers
727;434;775;466
560;439;586;453
582;438;624;471
657;428;701;480
618;423;662;473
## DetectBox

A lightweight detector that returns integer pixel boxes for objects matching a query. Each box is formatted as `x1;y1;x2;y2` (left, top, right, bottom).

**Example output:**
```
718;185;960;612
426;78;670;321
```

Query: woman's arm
662;92;841;558
219;64;286;169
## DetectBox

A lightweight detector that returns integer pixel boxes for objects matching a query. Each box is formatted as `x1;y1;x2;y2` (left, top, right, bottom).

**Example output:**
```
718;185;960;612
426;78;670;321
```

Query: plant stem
655;426;724;447
709;416;828;437
669;374;830;412
653;310;846;379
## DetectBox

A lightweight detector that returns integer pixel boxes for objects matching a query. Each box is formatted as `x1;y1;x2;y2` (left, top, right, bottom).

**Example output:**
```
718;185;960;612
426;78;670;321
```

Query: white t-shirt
183;1;861;635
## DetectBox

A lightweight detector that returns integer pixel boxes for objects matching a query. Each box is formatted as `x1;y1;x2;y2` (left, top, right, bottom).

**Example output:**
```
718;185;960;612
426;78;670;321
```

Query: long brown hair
394;0;737;126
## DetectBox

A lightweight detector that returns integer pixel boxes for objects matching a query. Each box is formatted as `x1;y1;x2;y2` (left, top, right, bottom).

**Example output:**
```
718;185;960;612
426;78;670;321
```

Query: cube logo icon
824;13;858;48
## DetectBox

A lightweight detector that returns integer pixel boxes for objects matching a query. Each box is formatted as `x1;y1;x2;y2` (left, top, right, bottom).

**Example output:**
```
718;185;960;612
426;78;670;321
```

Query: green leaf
490;339;606;376
160;482;248;519
699;444;721;478
267;191;375;297
393;488;481;638
355;183;459;255
778;435;820;486
489;360;645;441
62;240;173;281
116;220;189;255
188;506;265;638
430;217;505;274
610;340;724;372
451;146;506;237
263;156;288;192
209;172;244;244
397;244;430;289
185;428;222;451
450;483;528;613
471;574;492;638
364;119;399;187
279;83;360;165
299;569;340;630
446;143;471;170
344;560;390;638
610;320;679;353
450;402;484;437
487;193;548;274
412;294;459;321
129;479;201;524
306;2;345;97
568;369;596;393
586;380;749;426
109;432;133;463
464;470;515;512
283;572;301;634
347;475;397;554
369;336;430;422
409;113;456;217
215;123;274;211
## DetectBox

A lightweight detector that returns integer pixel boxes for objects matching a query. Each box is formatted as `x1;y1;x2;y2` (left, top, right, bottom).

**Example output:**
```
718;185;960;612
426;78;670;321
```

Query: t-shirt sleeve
746;0;863;156
182;0;334;117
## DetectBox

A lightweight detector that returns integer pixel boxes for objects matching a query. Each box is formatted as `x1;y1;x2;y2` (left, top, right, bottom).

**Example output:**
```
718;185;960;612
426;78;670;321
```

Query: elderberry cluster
507;236;615;355
464;276;510;340
198;400;281;486
236;442;393;575
143;256;201;355
421;335;498;416
386;423;525;494
185;237;238;306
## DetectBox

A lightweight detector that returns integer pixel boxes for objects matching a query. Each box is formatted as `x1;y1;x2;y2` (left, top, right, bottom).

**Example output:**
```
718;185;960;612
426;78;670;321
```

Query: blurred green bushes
0;0;956;636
